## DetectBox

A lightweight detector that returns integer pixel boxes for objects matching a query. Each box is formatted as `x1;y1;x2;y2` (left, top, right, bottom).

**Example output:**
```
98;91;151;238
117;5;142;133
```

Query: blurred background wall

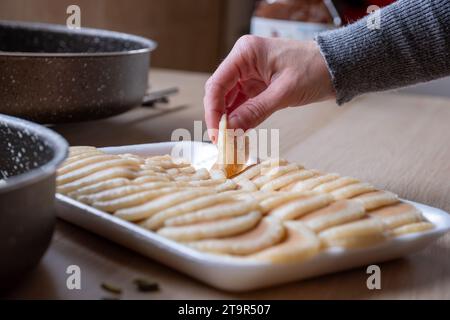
1;0;449;98
0;0;255;72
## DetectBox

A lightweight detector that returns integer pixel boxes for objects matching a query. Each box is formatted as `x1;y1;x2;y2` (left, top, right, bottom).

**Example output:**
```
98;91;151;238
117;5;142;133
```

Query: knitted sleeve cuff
315;0;450;105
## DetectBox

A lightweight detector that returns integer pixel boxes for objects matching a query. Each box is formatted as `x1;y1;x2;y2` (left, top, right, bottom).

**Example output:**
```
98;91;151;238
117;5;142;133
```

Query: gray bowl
0;114;68;290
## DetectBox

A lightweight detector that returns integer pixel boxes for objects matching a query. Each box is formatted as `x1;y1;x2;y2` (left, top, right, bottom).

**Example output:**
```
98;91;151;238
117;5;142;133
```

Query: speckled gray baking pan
0;20;156;123
0;114;68;291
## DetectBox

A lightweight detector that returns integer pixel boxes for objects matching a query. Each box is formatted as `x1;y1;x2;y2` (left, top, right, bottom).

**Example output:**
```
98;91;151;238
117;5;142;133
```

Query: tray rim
56;193;450;267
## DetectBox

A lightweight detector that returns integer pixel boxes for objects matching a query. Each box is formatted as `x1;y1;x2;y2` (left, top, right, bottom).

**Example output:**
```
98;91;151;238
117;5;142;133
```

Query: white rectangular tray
55;142;450;292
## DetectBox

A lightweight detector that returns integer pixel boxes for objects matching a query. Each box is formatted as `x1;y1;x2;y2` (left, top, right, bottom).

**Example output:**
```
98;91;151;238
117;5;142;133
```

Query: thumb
227;78;290;130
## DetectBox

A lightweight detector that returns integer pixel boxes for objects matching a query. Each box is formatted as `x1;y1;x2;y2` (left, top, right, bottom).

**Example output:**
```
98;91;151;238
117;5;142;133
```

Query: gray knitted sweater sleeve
315;0;450;105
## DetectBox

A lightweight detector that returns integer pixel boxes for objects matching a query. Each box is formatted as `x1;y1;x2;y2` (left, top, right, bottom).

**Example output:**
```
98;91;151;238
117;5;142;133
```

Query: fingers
228;75;291;130
225;83;241;109
204;51;244;142
226;91;248;114
226;79;266;113
203;80;232;144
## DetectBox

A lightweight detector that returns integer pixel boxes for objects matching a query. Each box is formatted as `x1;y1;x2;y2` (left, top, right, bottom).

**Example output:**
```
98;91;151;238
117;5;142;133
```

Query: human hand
203;35;335;142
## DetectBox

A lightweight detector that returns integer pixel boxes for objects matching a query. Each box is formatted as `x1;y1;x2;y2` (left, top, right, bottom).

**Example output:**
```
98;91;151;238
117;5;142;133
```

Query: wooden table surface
7;68;450;299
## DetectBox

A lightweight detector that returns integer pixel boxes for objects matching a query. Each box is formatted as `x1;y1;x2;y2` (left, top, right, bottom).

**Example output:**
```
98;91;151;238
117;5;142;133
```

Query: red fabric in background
335;0;396;24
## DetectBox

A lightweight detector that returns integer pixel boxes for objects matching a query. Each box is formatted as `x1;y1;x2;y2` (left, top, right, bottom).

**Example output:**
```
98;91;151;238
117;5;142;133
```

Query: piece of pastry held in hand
213;114;252;178
57;146;434;264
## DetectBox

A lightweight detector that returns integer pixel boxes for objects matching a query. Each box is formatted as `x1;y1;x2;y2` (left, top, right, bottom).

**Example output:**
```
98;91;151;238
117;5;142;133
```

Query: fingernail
208;132;216;144
207;128;218;144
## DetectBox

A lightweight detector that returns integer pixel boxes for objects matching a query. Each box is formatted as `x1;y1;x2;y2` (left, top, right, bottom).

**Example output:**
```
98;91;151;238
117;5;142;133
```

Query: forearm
316;0;450;104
